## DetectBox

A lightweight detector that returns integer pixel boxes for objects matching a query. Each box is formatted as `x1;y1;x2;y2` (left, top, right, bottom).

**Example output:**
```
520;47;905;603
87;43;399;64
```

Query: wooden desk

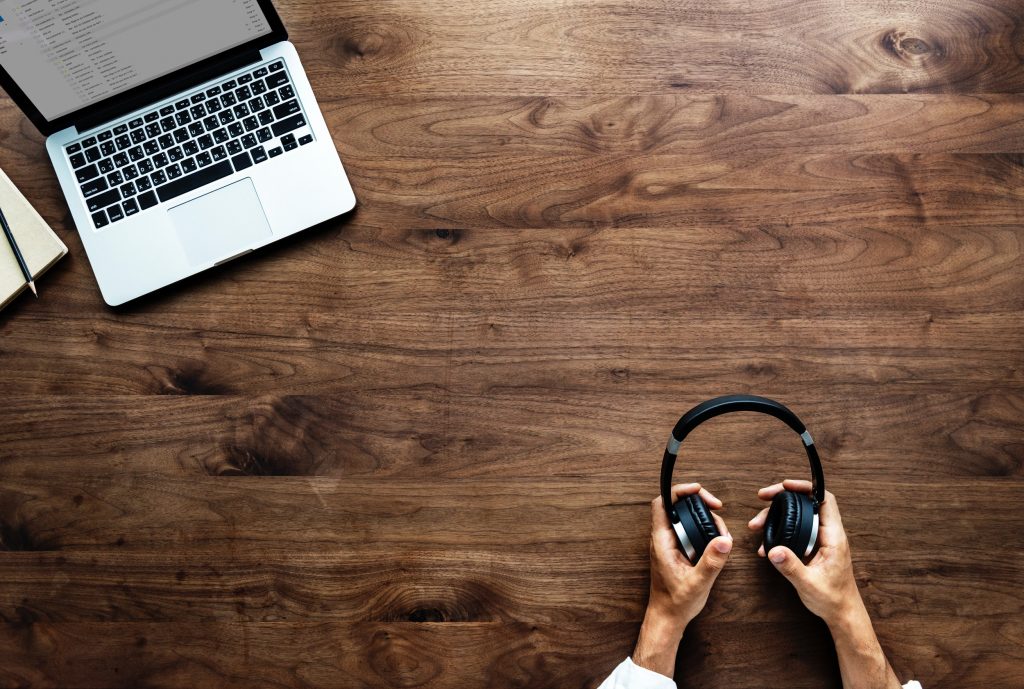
1;1;1022;687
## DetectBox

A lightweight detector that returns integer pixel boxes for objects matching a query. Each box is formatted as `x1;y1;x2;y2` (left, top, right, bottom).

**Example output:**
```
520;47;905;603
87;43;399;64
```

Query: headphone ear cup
672;494;720;563
764;490;817;557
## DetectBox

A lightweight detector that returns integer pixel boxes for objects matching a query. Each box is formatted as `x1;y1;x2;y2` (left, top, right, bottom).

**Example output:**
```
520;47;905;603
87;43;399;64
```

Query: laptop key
191;93;206;103
98;131;113;141
107;170;124;186
242;133;257;149
83;136;98;147
269;61;284;72
69;153;87;168
227;140;242;155
87;189;120;212
131;129;146;144
129;146;145;161
175;99;191;110
197;152;213;168
129;118;144;129
137;176;153;191
151;170;168;186
280;85;295;100
266;72;289;89
145;123;161;138
145;111;160;122
273;100;300;119
156;160;234;203
154;152;169;168
182;157;198;173
107;204;125;223
100;141;116;156
67;143;83;154
183;141;199;156
255;67;269;78
120;182;136;198
206;86;222;97
76;164;100;183
115;135;131;150
258;110;274;126
144;140;160;156
160;105;175;116
211;145;228;161
138;190;159;210
243;116;259;132
92;210;109;228
268;146;283;158
257;127;272;143
167;164;183;180
251;146;268;164
98;159;115;174
113;124;129;135
299;134;314;146
113;152;129;168
123;198;140;216
272;114;306;137
238;74;253;85
85;146;101;162
231;152;253;171
81;178;109;198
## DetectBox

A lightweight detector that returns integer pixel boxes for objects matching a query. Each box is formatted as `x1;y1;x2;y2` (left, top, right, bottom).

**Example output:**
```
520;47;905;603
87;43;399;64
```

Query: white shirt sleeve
597;658;676;689
597;657;923;689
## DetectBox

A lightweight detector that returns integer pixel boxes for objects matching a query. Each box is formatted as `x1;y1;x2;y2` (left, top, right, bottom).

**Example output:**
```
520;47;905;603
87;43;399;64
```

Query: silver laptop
0;0;356;305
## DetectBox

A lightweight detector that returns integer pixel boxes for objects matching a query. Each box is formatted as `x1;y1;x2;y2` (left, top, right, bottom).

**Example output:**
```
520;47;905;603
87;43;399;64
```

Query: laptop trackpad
169;178;272;267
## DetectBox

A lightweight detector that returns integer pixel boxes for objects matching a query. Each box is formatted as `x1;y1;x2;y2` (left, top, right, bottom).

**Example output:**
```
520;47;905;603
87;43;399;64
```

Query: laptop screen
0;0;273;121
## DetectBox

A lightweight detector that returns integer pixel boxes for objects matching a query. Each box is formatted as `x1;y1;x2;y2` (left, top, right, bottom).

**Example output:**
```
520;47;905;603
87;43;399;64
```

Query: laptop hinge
74;50;264;134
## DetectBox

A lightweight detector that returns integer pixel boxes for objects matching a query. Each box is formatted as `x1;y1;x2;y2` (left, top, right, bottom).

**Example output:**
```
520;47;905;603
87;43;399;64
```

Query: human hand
747;479;862;626
633;483;733;676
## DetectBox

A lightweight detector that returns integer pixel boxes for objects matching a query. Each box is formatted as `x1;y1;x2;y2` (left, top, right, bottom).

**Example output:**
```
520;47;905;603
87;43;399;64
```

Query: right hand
747;479;862;625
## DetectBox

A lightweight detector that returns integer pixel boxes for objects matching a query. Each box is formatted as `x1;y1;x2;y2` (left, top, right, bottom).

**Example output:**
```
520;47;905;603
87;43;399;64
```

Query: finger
768;546;810;588
747;506;769;531
757;543;765;557
693;535;733;586
669;483;723;510
757;479;813;501
817;490;846;547
651;496;672;531
711;512;731;539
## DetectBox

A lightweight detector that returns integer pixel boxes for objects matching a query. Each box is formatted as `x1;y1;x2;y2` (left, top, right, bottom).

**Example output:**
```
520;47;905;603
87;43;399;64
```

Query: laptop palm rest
169;178;272;267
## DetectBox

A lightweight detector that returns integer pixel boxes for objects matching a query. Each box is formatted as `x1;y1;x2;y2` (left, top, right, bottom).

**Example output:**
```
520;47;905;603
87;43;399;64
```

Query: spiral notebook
0;167;67;310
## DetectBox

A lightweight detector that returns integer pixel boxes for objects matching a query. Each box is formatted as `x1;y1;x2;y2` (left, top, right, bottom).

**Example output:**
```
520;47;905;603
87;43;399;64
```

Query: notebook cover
0;167;68;310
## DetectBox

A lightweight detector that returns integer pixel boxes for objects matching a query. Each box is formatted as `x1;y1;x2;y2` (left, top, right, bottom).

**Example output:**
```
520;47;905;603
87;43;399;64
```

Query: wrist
826;595;872;640
632;607;685;678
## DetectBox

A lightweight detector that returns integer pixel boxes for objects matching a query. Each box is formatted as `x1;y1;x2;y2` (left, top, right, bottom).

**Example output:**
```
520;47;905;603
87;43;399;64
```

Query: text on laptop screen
0;0;272;121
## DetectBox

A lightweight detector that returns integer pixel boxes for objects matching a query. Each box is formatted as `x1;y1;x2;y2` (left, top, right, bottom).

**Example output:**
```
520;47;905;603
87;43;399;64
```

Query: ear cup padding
764;491;816;556
674;494;720;562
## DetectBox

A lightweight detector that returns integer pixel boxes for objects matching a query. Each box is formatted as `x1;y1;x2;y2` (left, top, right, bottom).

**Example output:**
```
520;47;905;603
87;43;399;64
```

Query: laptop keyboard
64;60;315;230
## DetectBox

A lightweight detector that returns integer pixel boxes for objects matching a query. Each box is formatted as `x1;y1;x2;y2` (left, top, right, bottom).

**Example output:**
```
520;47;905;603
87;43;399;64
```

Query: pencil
0;206;37;298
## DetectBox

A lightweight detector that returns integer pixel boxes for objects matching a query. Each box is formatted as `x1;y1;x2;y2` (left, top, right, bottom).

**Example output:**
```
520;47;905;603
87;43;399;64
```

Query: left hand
633;483;733;676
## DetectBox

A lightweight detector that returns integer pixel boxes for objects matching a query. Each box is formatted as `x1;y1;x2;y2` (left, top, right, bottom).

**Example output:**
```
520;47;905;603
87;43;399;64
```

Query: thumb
768;546;808;586
695;536;733;584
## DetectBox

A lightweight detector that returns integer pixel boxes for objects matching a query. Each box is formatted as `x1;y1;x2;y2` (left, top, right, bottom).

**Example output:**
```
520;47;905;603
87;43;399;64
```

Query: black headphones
660;394;825;563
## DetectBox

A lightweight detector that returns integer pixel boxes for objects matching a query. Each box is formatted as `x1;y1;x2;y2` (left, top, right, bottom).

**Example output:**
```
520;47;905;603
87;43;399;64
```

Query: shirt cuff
597;658;677;689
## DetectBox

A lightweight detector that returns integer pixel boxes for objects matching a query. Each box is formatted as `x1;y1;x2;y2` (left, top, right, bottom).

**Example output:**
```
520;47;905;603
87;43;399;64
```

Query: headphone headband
660;395;825;524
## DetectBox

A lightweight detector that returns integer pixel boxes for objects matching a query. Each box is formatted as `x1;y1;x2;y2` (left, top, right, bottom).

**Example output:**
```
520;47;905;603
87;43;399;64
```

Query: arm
632;483;734;678
748;480;902;689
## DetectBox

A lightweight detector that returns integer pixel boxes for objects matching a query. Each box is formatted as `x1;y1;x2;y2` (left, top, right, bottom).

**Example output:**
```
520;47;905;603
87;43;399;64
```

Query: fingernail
769;549;786;564
714;538;732;554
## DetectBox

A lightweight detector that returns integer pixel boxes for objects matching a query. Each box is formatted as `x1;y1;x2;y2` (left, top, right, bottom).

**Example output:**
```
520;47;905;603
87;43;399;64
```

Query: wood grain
1;0;1023;687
